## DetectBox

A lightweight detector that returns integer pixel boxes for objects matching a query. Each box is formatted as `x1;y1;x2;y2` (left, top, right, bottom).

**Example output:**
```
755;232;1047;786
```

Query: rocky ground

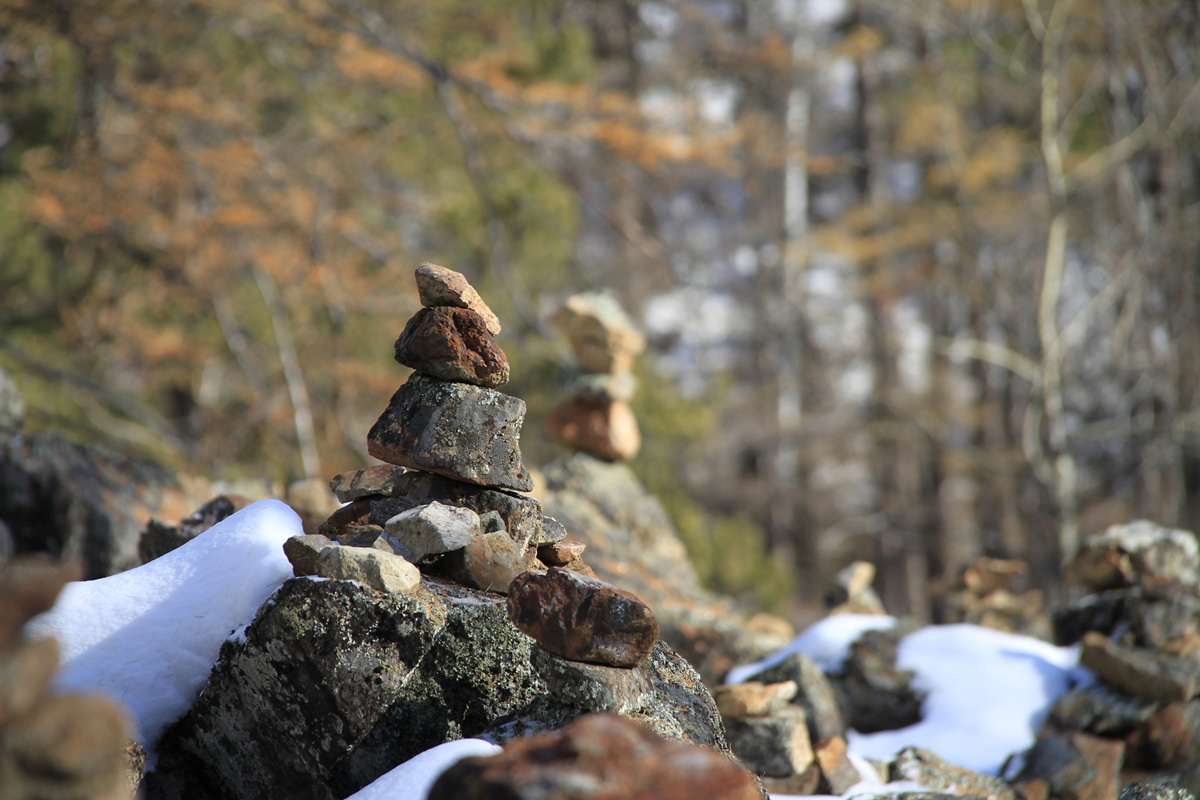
3;271;1200;800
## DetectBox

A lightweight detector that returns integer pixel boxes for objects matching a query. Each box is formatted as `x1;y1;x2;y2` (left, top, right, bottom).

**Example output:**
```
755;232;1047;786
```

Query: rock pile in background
546;292;644;462
934;556;1049;638
1018;520;1200;797
0;559;135;800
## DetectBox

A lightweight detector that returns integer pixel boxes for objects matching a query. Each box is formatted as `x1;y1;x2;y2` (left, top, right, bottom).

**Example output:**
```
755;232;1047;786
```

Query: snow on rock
729;614;1082;778
345;739;502;800
26;498;300;745
850;623;1081;775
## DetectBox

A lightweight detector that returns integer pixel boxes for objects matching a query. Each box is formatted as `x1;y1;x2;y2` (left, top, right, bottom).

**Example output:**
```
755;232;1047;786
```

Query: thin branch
251;264;322;479
936;337;1041;385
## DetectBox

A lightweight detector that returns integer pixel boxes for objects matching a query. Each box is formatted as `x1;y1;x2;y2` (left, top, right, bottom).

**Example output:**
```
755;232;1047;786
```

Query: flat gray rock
367;374;533;492
384;501;480;563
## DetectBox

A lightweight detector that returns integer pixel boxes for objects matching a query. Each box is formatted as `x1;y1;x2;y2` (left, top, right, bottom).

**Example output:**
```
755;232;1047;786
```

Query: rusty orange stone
506;567;659;667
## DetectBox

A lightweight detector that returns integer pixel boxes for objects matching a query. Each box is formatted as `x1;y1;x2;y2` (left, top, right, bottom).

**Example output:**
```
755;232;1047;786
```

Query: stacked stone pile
147;265;745;799
0;559;135;800
1010;520;1200;798
546;292;645;462
288;263;579;596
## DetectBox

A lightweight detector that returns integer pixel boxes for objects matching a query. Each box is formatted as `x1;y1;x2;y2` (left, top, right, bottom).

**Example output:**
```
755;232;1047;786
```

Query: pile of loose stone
546;292;644;462
283;265;659;671
0;559;135;800
1015;520;1200;798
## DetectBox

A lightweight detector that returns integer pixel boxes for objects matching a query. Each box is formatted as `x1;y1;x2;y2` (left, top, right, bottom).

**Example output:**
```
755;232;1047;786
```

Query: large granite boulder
537;452;791;683
145;574;731;800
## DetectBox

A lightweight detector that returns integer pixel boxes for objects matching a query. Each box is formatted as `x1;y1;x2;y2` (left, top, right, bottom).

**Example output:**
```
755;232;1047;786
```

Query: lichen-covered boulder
146;574;732;800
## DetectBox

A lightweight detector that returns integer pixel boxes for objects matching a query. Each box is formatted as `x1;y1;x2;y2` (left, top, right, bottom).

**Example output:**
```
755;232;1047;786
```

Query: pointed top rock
415;263;501;335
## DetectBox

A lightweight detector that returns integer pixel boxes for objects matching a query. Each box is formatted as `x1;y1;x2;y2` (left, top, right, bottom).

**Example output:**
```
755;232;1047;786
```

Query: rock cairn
1017;519;1200;794
546;292;645;462
0;559;135;800
288;263;574;595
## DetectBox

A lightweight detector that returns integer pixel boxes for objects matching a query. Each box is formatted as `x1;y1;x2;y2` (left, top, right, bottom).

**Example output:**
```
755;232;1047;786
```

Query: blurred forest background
2;0;1199;621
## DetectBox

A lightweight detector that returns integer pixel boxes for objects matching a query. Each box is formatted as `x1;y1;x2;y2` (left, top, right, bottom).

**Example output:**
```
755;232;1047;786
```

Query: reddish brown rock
1126;699;1200;769
815;735;871;794
393;307;510;388
428;712;761;800
329;465;407;503
546;397;640;462
537;540;587;567
318;498;373;536
415;263;501;335
1070;732;1124;800
507;567;659;667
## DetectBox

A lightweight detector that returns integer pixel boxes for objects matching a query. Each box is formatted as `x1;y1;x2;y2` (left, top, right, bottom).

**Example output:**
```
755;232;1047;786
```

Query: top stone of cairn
416;263;502;336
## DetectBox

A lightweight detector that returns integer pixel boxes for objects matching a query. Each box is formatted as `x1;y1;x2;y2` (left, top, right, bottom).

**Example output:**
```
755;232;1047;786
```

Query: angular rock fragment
428;712;761;800
139;495;242;563
507;567;659;667
393;307;510;387
1080;631;1200;703
725;705;814;778
530;646;653;715
330;525;390;549
392;470;554;546
537;540;587;567
746;652;846;744
1120;783;1196;800
329;465;407;503
461;531;535;594
713;681;798;718
1049;684;1160;736
316;545;421;594
1125;699;1200;769
284;534;333;577
889;746;1018;800
319;498;373;535
383;501;480;563
415;263;501;335
547;397;641;462
830;624;925;733
1010;732;1096;798
367;374;533;492
814;735;872;794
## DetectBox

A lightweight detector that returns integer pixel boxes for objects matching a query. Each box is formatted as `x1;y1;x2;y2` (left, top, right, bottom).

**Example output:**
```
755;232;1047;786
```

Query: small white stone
315;545;420;594
385;501;481;563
